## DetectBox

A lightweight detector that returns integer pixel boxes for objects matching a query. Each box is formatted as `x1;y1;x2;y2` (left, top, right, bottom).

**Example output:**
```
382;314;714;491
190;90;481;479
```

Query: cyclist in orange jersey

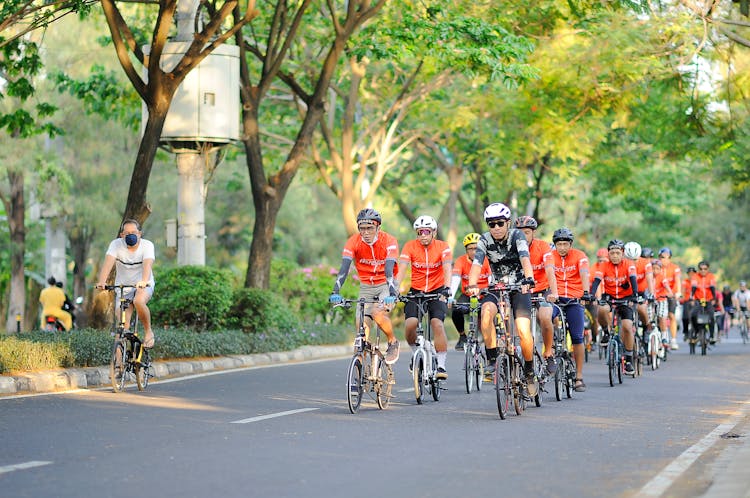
651;259;674;347
466;203;537;395
449;233;492;351
690;260;718;343
624;241;655;339
515;215;559;376
590;239;639;375
396;215;453;379
550;227;591;391
330;208;401;364
681;266;696;341
657;247;682;349
589;248;608;342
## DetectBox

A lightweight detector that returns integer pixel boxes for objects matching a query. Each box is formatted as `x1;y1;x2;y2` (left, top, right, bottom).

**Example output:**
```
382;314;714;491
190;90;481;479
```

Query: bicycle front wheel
110;340;125;393
607;342;617;387
431;355;440;401
512;359;524;416
413;351;425;405
649;334;659;370
700;326;708;356
495;356;510;420
376;357;393;410
346;354;365;413
554;357;564;401
464;345;474;394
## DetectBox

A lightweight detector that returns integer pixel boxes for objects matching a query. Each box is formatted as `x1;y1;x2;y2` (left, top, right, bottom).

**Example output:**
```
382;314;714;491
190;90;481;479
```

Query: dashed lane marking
230;408;319;424
0;461;53;475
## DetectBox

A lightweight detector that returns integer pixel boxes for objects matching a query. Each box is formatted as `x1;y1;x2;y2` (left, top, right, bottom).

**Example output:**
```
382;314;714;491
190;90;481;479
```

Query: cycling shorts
483;290;532;320
552;298;585;345
404;289;446;322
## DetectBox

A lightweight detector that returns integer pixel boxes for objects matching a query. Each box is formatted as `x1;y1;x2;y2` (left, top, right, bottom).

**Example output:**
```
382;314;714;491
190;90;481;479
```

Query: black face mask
125;234;138;246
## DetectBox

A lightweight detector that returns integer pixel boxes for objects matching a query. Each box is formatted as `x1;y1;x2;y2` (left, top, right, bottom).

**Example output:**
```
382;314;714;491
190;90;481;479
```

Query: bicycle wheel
413;351;425;404
554;357;564;400
649;334;659;370
495;355;510;420
700;326;708;356
475;349;484;392
464;344;474;394
346;354;365;413
110;340;126;393
742;322;748;344
431;355;441;401
376;357;393;410
607;342;616;387
565;359;574;399
533;349;543;407
512;359;525;416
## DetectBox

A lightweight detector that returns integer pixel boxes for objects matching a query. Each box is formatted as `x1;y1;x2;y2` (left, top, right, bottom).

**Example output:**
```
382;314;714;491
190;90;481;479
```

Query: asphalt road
2;337;749;498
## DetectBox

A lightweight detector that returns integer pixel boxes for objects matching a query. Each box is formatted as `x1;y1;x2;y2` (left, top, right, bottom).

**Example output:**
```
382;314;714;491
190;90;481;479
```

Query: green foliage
149;266;234;331
226;287;300;334
269;259;340;323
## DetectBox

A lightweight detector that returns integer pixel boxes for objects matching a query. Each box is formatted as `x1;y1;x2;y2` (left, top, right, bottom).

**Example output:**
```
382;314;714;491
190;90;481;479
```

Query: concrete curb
0;344;351;396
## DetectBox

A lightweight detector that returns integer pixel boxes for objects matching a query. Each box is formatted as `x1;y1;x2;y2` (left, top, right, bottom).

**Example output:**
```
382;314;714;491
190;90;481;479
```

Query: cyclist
329;208;401;364
590;239;639;375
624;241;655;347
732;280;750;333
651;258;674;347
681;266;697;342
690;261;718;344
449;233;492;351
641;247;654;259
589;248;608;345
38;276;73;331
658;247;682;350
466;203;537;395
396;215;453;379
515;215;559;375
96;219;156;350
550;227;591;392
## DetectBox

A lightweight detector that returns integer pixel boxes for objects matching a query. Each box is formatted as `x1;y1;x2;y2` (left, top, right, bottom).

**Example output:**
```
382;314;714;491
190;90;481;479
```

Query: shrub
226;287;300;334
150;266;234;330
0;335;75;372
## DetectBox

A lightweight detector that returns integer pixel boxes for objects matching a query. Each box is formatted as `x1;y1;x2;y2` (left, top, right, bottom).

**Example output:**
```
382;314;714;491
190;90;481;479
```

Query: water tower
142;0;240;265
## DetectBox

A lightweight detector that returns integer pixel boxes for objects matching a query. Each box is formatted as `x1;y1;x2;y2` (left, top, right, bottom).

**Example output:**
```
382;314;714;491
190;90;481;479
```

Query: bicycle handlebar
399;292;444;302
331;297;381;310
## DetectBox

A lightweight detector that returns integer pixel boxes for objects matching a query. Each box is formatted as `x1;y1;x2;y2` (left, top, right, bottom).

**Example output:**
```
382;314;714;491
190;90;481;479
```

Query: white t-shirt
106;238;156;287
734;289;750;309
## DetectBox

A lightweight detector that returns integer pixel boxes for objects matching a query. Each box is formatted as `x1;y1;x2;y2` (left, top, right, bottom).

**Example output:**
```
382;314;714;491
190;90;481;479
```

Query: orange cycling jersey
528;238;553;293
453;255;491;295
634;257;653;293
552;248;590;298
595;260;637;299
654;270;672;299
691;272;717;301
342;231;399;286
400;239;452;292
661;261;681;294
681;278;693;304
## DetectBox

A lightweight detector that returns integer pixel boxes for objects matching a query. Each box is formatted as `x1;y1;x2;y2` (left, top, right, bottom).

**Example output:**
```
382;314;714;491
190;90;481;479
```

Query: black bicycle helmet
356;208;381;225
552;227;574;243
641;247;654;258
514;215;538;230
607;239;625;250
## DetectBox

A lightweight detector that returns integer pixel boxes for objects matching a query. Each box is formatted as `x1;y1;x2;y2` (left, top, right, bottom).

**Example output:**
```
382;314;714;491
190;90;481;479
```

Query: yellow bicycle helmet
463;232;481;247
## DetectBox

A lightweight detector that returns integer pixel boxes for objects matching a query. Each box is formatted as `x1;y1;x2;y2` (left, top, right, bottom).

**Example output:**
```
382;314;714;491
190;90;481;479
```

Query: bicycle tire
555;357;564;400
475;349;484;392
464;344;474;394
617;344;623;384
431;355;440;402
607;341;617;387
346;354;364;413
649;334;659;370
512;359;524;416
110;341;125;393
565;359;574;399
533;349;543;407
119;350;131;392
700;326;708;356
495;355;510;420
741;321;748;344
376;357;393;410
413;351;425;405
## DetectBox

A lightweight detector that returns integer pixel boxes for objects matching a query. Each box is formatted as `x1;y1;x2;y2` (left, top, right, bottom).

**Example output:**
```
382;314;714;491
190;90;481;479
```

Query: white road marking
0;461;53;475
230;408;319;424
637;401;750;497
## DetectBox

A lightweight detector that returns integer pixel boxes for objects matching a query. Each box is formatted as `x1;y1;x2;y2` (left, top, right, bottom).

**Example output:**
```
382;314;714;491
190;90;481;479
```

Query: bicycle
486;282;534;419
401;291;445;404
646;299;668;370
601;297;631;387
550;300;577;400
335;297;394;413
529;294;549;406
456;297;485;394
631;297;643;378
739;309;749;344
104;284;153;393
690;301;712;356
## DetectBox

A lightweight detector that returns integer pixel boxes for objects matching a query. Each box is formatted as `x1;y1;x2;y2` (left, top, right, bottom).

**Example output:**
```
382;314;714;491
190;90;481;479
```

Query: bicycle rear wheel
495;355;510;420
346;354;365;413
554;357;564;400
464;345;474;394
649;334;659;370
700;326;708;355
565;358;574;399
607;342;617;387
110;340;126;393
533;348;543;407
413;351;425;405
475;348;485;392
376;357;393;410
431;355;441;402
512;359;524;416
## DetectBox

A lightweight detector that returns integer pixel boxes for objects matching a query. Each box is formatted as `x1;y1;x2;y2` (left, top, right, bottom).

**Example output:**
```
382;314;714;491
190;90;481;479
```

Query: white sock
437;351;447;369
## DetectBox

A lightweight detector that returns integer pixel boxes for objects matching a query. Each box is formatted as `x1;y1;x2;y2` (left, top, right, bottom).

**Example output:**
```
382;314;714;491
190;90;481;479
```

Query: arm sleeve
629;275;638;295
449;274;461;298
332;258;352;294
385;258;397;294
591;277;601;296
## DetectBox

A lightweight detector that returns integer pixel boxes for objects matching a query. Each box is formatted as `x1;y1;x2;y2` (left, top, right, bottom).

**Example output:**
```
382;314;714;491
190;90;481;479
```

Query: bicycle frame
550;300;577;400
402;292;444;404
104;284;151;392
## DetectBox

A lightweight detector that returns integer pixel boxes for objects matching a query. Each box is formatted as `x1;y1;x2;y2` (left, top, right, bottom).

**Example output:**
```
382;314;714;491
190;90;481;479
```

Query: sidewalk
0;344;351;396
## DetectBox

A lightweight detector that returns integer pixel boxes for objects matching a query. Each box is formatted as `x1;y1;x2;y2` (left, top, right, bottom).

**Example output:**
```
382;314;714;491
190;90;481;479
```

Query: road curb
0;344;351;396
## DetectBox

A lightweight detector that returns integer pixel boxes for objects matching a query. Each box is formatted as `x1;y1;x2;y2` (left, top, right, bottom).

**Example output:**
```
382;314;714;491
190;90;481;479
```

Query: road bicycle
104;284;153;393
455;297;485;394
601;297;631;387
631;297;643;378
401;291;445;404
689;301;712;356
334;297;394;413
550;301;577;401
486;282;534;419
739;310;749;344
529;294;549;406
646;300;668;370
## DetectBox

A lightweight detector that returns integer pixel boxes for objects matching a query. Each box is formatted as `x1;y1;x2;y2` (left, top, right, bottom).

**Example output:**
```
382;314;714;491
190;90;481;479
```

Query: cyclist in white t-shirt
96;219;156;348
733;280;750;331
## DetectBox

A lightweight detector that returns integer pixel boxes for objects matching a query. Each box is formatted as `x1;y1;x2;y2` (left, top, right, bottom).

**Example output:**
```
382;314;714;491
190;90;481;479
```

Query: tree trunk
5;169;25;333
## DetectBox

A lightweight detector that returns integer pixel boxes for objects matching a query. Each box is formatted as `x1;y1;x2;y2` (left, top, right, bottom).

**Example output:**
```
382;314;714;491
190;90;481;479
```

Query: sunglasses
487;220;507;228
416;229;432;236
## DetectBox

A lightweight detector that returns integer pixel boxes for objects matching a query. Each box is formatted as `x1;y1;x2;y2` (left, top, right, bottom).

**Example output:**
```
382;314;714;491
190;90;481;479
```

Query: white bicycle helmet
413;215;438;231
483;203;511;221
623;241;642;260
